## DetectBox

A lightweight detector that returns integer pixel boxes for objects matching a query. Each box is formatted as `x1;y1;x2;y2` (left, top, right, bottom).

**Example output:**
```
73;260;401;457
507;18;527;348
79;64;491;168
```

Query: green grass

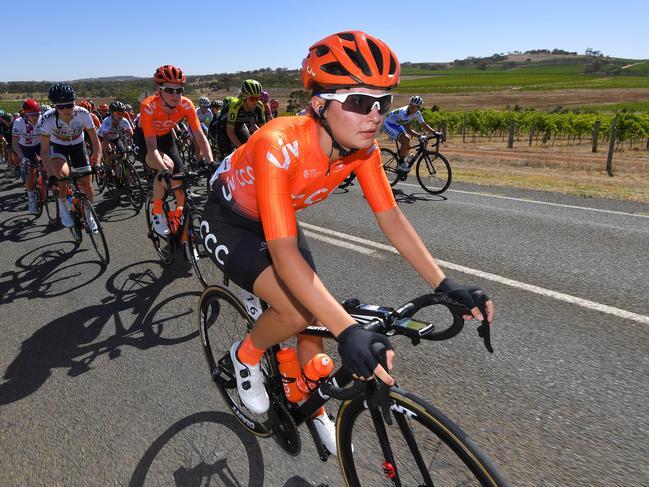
622;61;649;76
396;72;649;93
578;101;649;113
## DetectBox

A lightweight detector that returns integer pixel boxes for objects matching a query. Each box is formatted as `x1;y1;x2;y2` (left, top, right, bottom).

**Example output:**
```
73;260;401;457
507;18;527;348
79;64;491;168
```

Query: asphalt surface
1;166;648;487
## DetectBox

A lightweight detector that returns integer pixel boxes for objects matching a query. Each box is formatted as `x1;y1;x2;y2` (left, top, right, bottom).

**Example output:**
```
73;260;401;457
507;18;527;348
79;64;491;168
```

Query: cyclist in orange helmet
133;64;214;236
200;31;494;455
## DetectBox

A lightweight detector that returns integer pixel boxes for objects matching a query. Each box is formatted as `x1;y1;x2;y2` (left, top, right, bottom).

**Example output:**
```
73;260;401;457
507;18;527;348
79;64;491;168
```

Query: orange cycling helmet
302;31;399;90
153;65;186;85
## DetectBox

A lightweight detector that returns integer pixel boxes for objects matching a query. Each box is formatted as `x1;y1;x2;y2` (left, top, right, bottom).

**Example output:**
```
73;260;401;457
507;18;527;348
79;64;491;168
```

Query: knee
277;307;314;333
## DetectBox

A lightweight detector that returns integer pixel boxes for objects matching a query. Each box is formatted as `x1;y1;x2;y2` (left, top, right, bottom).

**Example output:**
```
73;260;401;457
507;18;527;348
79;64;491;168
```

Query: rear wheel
95;164;108;193
198;286;272;438
380;148;401;187
416;151;452;195
337;388;509;486
145;194;175;264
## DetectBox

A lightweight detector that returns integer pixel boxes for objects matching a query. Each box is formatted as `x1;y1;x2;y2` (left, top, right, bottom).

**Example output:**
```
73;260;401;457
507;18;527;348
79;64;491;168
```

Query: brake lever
475;301;493;353
367;343;394;425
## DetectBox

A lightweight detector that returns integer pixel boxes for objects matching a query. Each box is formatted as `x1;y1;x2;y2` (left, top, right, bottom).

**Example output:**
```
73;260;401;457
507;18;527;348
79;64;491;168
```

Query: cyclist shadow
0;259;199;405
129;411;265;487
93;195;141;223
0;241;105;305
128;411;329;487
1;212;57;243
392;188;448;204
0;190;27;213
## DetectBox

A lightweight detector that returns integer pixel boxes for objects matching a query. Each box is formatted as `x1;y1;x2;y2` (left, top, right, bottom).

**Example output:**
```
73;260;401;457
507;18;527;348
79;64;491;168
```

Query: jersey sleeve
252;132;298;241
354;143;397;214
414;111;425;125
11;119;23;137
256;102;267;125
182;98;202;133
82;110;95;130
37;117;51;136
139;99;156;137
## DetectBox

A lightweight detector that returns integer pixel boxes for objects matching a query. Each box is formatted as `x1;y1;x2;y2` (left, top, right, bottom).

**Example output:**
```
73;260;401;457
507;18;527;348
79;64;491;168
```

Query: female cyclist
200;31;494;455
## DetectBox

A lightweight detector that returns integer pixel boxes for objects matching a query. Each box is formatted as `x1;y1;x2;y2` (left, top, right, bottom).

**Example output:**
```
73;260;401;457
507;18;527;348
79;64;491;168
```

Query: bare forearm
377;207;445;288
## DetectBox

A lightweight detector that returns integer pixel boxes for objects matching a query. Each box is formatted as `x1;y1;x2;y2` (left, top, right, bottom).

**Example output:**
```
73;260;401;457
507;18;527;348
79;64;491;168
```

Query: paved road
1;167;648;486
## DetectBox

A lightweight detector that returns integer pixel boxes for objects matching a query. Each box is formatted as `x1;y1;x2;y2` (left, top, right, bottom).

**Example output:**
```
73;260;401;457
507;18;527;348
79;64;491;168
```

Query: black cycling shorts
132;126;183;174
199;181;317;293
19;144;41;166
100;136;126;153
50;141;90;172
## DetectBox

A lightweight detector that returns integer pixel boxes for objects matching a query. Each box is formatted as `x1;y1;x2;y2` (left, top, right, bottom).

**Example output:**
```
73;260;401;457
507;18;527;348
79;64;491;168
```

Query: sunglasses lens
163;87;183;94
341;95;391;115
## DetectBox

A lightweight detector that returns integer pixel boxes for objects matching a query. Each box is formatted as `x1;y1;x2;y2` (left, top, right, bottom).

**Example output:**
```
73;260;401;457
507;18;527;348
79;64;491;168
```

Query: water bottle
297;353;334;395
277;347;304;403
167;210;177;234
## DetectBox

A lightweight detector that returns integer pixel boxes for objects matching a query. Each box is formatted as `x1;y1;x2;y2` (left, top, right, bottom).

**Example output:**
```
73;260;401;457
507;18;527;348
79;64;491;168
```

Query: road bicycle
144;169;220;288
382;133;452;195
198;284;508;486
95;145;144;211
32;161;59;225
57;168;110;265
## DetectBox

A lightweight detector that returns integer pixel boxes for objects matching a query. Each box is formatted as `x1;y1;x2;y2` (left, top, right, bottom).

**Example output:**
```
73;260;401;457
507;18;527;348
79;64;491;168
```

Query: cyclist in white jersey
382;95;436;172
193;96;213;161
39;83;102;231
12;99;42;214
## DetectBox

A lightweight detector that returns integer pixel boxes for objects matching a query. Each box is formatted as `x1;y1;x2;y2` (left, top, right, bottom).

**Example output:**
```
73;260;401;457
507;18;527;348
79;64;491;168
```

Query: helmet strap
313;101;357;160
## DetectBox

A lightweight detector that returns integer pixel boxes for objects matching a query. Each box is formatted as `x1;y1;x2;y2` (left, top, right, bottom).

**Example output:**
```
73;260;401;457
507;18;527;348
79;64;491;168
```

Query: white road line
302;222;649;326
392;182;649;219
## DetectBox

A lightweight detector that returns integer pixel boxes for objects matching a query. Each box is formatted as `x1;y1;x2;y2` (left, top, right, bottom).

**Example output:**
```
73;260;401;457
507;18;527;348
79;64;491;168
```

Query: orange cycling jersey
217;115;396;241
139;94;201;137
90;112;101;129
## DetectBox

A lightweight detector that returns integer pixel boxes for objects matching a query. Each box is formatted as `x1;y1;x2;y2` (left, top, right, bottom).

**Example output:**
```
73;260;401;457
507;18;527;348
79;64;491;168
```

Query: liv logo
266;139;299;170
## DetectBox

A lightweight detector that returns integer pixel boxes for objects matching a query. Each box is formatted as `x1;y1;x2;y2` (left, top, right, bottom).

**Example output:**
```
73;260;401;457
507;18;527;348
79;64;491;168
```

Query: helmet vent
389;56;397;76
366;38;384;72
321;62;348;76
315;45;330;57
343;47;371;77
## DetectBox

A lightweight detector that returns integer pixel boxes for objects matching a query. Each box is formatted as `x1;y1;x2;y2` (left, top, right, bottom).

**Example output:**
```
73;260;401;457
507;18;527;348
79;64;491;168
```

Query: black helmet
48;83;76;103
109;100;127;112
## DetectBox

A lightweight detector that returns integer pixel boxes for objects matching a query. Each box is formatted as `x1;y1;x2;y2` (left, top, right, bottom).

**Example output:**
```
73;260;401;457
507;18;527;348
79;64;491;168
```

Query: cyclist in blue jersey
383;95;436;172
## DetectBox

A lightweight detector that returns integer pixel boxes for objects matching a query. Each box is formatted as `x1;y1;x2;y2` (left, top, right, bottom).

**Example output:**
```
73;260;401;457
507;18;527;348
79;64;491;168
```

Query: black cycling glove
336;324;393;378
435;277;489;314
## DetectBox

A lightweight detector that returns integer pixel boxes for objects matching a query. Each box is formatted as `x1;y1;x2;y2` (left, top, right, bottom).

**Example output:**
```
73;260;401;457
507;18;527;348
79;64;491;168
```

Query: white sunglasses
317;92;393;115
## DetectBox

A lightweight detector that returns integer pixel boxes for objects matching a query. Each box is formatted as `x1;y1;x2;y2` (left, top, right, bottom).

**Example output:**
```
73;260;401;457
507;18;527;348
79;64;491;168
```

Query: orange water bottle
277;347;305;403
167;210;177;234
297;353;334;395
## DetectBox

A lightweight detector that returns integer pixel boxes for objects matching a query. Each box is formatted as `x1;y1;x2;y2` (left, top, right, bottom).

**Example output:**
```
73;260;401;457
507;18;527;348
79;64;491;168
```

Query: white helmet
198;96;210;107
409;95;424;107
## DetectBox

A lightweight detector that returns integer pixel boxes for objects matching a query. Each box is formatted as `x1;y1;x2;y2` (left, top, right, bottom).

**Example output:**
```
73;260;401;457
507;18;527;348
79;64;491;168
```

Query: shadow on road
0;241;106;305
0;259;198;405
129;411;265;487
392;188;447;204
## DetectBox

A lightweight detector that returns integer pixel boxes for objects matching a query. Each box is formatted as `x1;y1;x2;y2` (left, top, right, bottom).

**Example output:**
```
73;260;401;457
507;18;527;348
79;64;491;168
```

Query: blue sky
4;0;647;81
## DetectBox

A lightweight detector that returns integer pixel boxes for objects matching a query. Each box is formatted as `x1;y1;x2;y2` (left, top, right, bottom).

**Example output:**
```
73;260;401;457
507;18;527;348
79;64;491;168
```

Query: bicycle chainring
267;401;301;456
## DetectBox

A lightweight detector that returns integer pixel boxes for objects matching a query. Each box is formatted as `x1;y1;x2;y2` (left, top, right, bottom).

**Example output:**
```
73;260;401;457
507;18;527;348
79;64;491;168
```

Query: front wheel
337;387;509;486
198;286;272;438
144;194;175;264
123;160;144;210
79;198;110;264
380;148;401;187
186;209;224;288
45;183;59;226
416;151;452;195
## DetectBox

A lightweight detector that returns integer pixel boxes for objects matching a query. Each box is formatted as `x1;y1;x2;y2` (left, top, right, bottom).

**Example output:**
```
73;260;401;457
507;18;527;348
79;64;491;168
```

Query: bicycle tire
337;387;509;486
45;184;59;225
416;151;452;195
95;164;108;193
79;198;110;264
186;209;224;288
144;194;175;264
123;160;144;210
34;173;45;219
380;148;401;187
69;203;83;244
197;285;272;438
